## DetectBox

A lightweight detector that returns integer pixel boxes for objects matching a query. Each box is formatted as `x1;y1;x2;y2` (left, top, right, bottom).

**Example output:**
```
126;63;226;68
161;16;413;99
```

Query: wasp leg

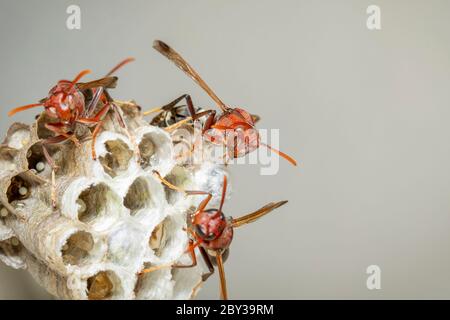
191;110;216;133
164;116;193;132
216;251;228;300
152;170;213;213
109;101;141;163
198;246;215;281
138;238;201;275
138;263;173;275
101;90;139;162
44;123;80;147
77;102;112;160
144;94;196;118
172;239;199;269
40;135;70;209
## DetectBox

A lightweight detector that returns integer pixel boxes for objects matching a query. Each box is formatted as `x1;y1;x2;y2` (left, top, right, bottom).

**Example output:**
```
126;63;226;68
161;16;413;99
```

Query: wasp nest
0;101;227;299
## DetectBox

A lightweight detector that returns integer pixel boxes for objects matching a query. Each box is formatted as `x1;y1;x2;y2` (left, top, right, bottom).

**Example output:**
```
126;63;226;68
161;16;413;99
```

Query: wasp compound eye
195;224;215;241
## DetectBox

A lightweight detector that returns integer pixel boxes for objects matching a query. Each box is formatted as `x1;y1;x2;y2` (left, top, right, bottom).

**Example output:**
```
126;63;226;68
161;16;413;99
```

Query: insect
8;58;134;159
146;94;260;129
8;58;134;206
144;94;201;128
150;40;296;166
143;171;288;300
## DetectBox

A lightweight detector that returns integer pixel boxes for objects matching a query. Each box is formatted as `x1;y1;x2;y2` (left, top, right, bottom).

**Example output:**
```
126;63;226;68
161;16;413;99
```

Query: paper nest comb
0;100;228;300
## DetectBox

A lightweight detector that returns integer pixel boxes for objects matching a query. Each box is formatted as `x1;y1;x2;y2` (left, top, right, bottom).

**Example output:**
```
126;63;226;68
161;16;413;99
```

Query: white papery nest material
0;100;228;300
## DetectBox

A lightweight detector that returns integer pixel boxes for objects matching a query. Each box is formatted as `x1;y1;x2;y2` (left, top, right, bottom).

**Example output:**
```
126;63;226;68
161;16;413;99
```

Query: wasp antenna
66;69;92;95
105;57;135;77
8;103;42;117
260;142;297;166
63;69;92;101
231;200;288;228
71;69;92;85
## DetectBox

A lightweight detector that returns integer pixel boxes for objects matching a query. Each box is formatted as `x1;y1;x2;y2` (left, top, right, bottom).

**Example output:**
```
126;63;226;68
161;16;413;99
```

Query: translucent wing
231;200;288;228
153;40;228;112
77;76;118;91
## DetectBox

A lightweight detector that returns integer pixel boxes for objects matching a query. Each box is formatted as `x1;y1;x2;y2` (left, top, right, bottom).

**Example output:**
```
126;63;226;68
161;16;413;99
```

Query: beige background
1;0;450;299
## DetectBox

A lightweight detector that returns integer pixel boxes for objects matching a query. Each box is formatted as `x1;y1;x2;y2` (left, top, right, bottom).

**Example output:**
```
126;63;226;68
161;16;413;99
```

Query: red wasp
8;58;134;206
8;58;134;160
143;171;288;300
151;40;297;166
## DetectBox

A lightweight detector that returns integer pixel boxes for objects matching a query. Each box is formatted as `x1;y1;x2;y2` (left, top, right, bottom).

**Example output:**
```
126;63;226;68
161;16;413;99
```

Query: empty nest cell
76;183;121;224
138;133;156;168
4;123;31;150
106;222;146;266
163;166;191;205
149;215;186;259
61;231;94;266
123;177;153;215
99;139;133;178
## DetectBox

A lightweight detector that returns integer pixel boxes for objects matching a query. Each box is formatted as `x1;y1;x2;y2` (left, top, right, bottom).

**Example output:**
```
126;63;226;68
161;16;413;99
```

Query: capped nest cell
0;100;226;300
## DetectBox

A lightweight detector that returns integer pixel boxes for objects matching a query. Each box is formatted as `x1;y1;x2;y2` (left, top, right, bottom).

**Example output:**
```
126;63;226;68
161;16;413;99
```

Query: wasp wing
231;200;288;228
77;76;118;91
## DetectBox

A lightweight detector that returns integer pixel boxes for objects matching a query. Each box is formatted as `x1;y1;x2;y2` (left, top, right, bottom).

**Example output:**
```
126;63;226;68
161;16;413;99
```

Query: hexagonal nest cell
25;142;64;176
123;177;153;215
99;139;134;178
61;231;94;266
87;270;123;300
138;134;156;168
4;123;31;150
163;166;191;205
149;215;186;260
77;183;122;224
0;101;224;299
137;130;172;173
6;175;31;204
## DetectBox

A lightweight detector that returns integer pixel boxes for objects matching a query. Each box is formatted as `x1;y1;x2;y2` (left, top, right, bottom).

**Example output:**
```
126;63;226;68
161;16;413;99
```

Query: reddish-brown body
152;40;297;166
150;171;288;300
8;59;134;208
207;108;260;158
8;58;134;160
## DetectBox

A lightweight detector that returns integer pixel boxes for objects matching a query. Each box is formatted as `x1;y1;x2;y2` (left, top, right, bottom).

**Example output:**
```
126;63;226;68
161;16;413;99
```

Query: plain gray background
1;0;450;299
